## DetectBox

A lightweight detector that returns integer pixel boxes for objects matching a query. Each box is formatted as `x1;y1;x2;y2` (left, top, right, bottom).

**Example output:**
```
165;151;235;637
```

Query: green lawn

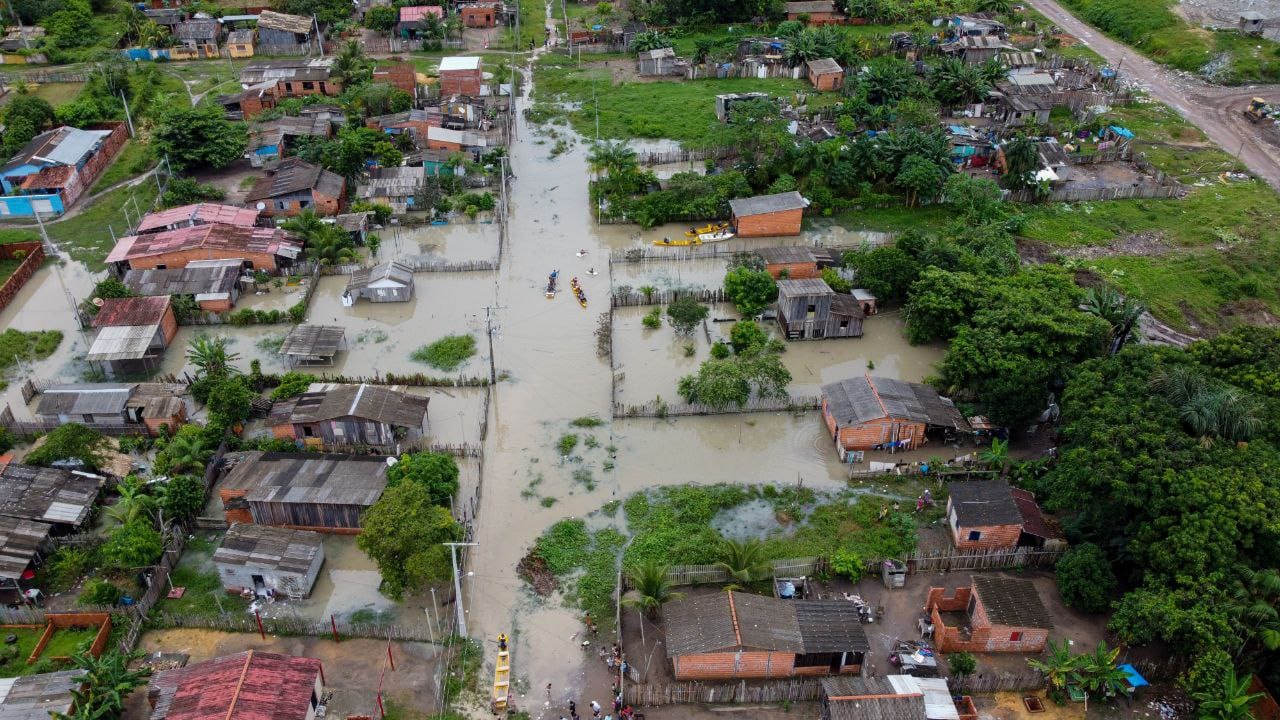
42;181;159;272
0;230;40;245
39;627;98;659
90;140;157;196
155;537;250;618
0;628;46;677
534;53;811;142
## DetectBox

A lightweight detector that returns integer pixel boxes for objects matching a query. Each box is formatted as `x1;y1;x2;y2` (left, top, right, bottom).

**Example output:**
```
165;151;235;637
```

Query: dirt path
1026;0;1280;190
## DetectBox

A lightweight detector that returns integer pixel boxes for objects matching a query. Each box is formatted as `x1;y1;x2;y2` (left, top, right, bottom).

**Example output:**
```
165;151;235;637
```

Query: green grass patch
40;181;159;272
0;229;41;245
0;258;22;285
410;334;477;371
534;53;811;143
569;415;604;428
556;433;579;455
0;329;63;378
39;627;98;659
156;538;250;617
90;140;157;195
0;628;48;678
831;203;953;234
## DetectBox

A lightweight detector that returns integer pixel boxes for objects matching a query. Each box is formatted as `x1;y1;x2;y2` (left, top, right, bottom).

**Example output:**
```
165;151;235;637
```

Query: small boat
698;228;736;242
653;236;703;247
571;277;587;308
683;222;728;238
491;634;511;712
546;270;558;298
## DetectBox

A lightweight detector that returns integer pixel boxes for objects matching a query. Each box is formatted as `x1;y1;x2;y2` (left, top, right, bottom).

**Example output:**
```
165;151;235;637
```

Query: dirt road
1026;0;1280;190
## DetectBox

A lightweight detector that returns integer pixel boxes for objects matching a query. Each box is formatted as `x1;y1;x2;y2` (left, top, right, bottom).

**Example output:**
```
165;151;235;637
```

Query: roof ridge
225;650;254;720
828;693;923;701
864;374;890;418
727;591;742;647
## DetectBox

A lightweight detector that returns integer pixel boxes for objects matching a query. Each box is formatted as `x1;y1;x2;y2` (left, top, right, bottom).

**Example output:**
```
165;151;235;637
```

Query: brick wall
127;249;283;272
78;122;129;197
809;70;843;91
0;242;45;315
159;305;179;346
790;10;846;24
734;208;803;237
674;651;798;680
461;5;497;26
440;69;481;97
835;419;924;451
945;497;1022;550
198;296;234;312
427;138;463;152
927;586;1049;653
373;63;416;94
143;411;185;437
766;261;819;279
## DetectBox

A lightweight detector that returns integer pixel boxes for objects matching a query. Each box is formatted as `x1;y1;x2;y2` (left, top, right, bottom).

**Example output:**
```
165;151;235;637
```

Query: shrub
830;547;864;580
947;651;977;677
1055;542;1117;613
26;424;107;470
78;579;122;607
270;371;314;400
411;334;477;371
557;433;579;456
101;521;163;570
641;306;662;329
43;547;95;594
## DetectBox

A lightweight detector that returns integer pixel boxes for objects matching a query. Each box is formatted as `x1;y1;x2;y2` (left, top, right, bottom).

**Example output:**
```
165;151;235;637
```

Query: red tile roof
148;650;322;720
137;204;261;234
91;295;171;328
20;165;76;190
107;223;302;264
1010;487;1063;541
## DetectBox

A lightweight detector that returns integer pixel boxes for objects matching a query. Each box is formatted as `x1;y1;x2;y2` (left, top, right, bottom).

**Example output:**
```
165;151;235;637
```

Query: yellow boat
653;236;703;247
491;634;511;712
683;222;729;238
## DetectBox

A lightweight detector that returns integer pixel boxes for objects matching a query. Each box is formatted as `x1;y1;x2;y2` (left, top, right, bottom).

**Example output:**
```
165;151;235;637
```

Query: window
82;414;94;423
302;426;315;437
275;200;288;210
839;320;849;329
968;530;981;541
302;81;315;90
1010;631;1023;642
155;264;167;270
299;199;311;208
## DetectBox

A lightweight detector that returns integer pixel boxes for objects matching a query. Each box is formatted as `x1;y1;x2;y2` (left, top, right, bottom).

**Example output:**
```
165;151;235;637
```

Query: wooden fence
257;370;490;388
613;395;821;419
636;148;727;166
0;71;89;83
150;611;439;642
661;557;827;587
611;288;728;308
313;257;498;275
950;670;1046;693
1007;183;1181;203
608;240;888;265
118;531;187;653
904;546;1066;572
684;61;803;81
180;263;321;326
628;678;824;707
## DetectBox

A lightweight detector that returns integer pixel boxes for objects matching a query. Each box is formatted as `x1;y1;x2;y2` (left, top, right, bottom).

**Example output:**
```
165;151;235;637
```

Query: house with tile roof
820;375;970;456
0;123;128;217
107;224;302;276
945;480;1064;551
245;157;345;219
925;575;1053;653
136;203;260;235
146;651;324;720
266;383;429;451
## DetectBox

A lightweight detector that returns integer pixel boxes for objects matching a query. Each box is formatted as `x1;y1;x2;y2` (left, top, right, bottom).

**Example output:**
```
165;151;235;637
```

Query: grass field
90;140;157;196
0;82;85;109
534;53;812;142
42;181;159;272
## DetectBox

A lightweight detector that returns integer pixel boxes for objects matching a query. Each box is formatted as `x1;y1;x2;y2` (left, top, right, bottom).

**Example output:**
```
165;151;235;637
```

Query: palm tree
621;560;682;619
976;0;1013;14
715;538;772;583
51;651;151;720
1231;568;1280;655
1027;640;1081;697
107;476;157;525
587;140;638;177
1150;367;1262;443
931;58;992;107
1194;669;1264;720
331;40;372;87
1001;135;1040;190
163;432;209;474
784;30;821;64
978;438;1009;475
186;336;240;378
1076;641;1127;700
632;31;672;53
1083;284;1145;355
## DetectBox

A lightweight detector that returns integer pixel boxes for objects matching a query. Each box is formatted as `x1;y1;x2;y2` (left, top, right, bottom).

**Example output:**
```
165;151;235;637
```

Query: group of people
560;694;635;720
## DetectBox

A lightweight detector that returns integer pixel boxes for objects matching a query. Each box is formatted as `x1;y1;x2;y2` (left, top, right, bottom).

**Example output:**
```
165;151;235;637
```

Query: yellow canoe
653;237;703;247
491;639;511;712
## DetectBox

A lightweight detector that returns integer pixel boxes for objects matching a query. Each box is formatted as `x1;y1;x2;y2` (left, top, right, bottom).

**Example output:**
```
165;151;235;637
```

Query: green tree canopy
357;482;463;598
666;296;709;335
386;451;460;506
25;423;108;470
153;103;248;171
101;521;163;570
723;266;778;318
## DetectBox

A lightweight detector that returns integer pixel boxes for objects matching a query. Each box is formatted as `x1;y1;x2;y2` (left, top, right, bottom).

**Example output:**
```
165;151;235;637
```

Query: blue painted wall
0;193;66;217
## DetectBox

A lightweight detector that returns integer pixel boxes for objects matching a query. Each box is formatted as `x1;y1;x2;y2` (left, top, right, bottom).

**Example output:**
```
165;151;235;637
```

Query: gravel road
1027;0;1280;190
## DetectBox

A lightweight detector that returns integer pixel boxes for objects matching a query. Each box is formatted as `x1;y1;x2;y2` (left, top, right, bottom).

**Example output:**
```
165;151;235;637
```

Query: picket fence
661;557;827;587
627;678;824;707
1007;183;1181;203
150;611;439;643
613;395;821;419
314;258;498;275
611;288;728;308
949;670;1046;693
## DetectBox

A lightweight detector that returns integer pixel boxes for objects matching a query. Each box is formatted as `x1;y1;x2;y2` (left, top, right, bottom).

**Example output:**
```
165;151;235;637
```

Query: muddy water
382;222;501;263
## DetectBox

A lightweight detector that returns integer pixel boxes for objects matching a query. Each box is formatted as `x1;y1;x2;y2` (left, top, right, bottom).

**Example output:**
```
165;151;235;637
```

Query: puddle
710;498;797;542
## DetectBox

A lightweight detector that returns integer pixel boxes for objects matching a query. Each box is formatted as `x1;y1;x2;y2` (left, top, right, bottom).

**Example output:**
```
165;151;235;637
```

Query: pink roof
137;203;261;234
106;223;302;264
148;650;322;720
92;295;171;328
400;5;444;21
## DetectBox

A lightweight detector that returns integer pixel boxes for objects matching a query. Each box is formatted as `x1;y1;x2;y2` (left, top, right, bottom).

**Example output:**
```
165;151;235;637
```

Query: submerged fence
613;395;821;418
661;557;827;587
611;288;728;308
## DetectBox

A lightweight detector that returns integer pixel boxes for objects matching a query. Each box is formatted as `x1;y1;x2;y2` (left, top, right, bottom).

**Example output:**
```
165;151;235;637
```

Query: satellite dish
256;202;266;211
92;297;105;306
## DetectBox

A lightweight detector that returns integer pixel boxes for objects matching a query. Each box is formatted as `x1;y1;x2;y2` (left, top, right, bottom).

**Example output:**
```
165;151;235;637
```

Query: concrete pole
443;542;478;637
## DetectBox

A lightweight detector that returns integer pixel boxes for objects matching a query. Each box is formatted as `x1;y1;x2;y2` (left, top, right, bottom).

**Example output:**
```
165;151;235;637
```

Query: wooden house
135;203;259;235
34;383;187;436
245;157;345;219
806;57;844;91
86;296;179;377
945;480;1064;551
729;191;808;237
108;223;300;276
785;0;847;24
755;246;839;280
267;383;429;451
0;515;53;601
213;523;325;598
279;325;346;367
0;670;82;720
926;575;1052;653
940;34;1013;64
0;459;103;530
637;47;678;76
217;451;389;532
460;2;500;27
439;56;482;97
141;8;184;29
255;10;312;52
820;375;969;456
147;651;324;720
775;279;863;340
123;259;244;313
345;261;414;303
998;94;1055;127
171;19;219;59
666;591;868;680
355;166;425;214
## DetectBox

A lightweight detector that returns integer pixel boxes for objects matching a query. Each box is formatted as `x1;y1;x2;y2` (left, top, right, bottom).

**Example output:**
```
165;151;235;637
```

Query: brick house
86;296;179;378
372;62;418;95
665;591;868;680
460;2;500;27
245;157;345;219
106;223;302;275
729;192;808;237
785;0;848;24
123;259;245;313
398;5;444;38
135;203;260;235
439;56;483;97
266;383;429;451
755;246;839;280
926;575;1052;653
821;375;970;457
775;279;864;340
945;480;1064;551
0;122;127;217
806;57;845;91
147;650;324;720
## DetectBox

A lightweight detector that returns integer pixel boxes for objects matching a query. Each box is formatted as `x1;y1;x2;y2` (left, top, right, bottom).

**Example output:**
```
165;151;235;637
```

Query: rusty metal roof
220;452;388;508
0;462;103;527
137;203;260;234
148;650;322;720
213;523;322;574
92;296;171;328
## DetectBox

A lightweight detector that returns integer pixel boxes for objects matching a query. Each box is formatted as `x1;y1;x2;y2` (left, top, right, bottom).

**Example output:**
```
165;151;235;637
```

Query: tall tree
621;560;682;619
358;482;463;598
153;103;248;171
1001;135;1040;190
186;336;241;378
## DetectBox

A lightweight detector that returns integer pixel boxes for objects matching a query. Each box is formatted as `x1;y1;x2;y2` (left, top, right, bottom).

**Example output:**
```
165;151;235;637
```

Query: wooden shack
279;325;346;367
775;279;863;340
344;261;414;303
266;383;429;451
213;523;325;598
217;451;389;533
729;192;808;237
755;246;839;280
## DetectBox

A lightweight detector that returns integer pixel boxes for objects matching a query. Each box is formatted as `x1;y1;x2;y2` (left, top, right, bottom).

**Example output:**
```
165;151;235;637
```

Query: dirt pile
517;551;557;596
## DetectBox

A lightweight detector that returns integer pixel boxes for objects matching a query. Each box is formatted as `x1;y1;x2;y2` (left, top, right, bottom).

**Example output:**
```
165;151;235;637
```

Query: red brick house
820;375;970;456
147;650;324;720
372;62;418;95
729;192;808;237
460;2;500;27
946;480;1064;551
135;203;260;235
107;224;302;275
666;591;868;680
439;56;483;97
87;296;179;377
755;246;839;280
806;57;845;91
245;157;346;219
926;575;1052;653
785;0;848;24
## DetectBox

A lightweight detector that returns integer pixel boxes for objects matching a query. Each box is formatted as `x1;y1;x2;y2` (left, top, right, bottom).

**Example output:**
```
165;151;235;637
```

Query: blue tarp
947;125;969;135
1118;664;1149;688
1108;125;1135;139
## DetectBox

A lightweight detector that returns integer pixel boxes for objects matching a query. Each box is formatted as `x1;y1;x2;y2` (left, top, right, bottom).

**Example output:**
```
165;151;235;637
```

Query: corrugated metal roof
728;191;807;217
92;295;171;328
283;383;427;427
107;224;301;264
886;676;959;720
220;452;389;508
123;261;242;298
257;10;312;33
806;57;842;75
973;575;1052;630
0;463;103;527
793;601;869;653
777;278;832;297
38;127;109;167
439;56;481;71
347;261;414;291
35;384;133;416
137;203;260;234
821;375;969;430
823;677;926;720
279;325;345;358
947;480;1023;527
1010;488;1062;541
213;523;322;574
244;157;344;202
666;591;864;657
0;671;79;720
0;516;51;580
87;325;159;361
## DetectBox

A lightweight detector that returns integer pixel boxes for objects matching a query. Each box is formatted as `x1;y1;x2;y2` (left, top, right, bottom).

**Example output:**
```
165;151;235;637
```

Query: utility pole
482;304;505;383
119;92;135;137
442;542;478;637
1;0;30;50
561;0;569;48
